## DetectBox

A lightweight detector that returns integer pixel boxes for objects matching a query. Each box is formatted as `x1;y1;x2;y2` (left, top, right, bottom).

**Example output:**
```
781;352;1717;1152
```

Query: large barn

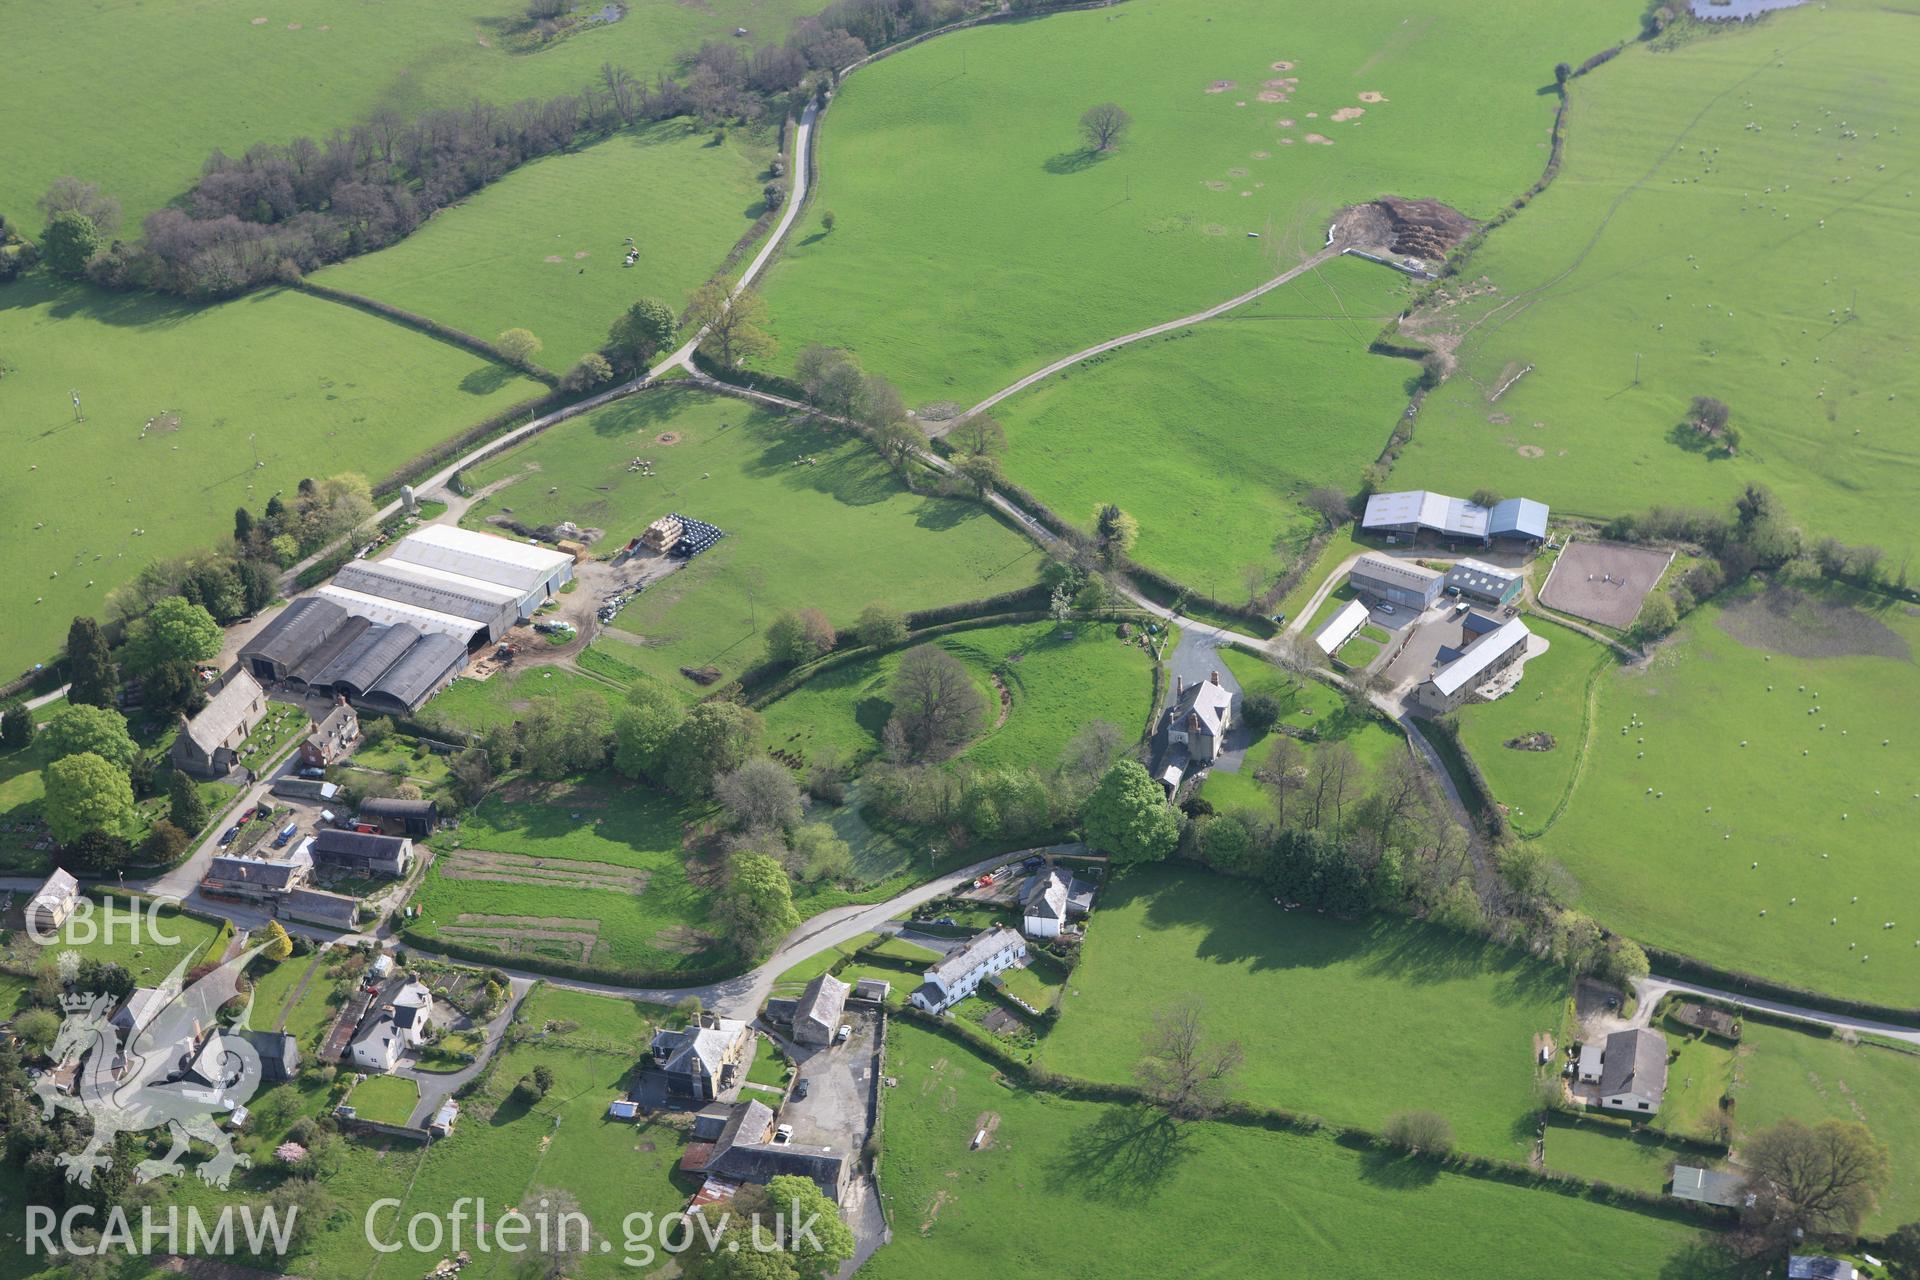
1347;554;1444;611
1362;490;1549;550
240;526;571;712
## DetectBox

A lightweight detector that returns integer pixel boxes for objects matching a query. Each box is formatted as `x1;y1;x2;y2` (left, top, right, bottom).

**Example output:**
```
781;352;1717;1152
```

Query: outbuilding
386;525;574;618
1444;558;1523;607
1348;554;1444;611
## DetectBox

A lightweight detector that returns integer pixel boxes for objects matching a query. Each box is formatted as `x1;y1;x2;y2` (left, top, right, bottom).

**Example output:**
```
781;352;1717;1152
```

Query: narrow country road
1632;975;1919;1046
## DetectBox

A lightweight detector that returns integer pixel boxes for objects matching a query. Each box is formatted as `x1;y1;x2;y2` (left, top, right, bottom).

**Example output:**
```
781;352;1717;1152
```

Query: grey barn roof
207;848;309;890
314;624;421;697
281;886;358;928
794;974;850;1037
1350;553;1443;594
311;828;408;863
1489;497;1550;540
1362;490;1488;539
243;597;353;670
1599;1028;1668;1101
334;560;519;627
285;615;372;687
366;632;469;709
359;797;437;819
1430;616;1532;697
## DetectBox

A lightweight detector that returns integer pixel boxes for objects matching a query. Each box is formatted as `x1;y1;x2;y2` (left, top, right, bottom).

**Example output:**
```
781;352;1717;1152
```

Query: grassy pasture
1539;580;1920;1005
2;898;228;985
1452;618;1615;834
409;775;735;976
424;665;628;735
1399;1;1920;560
759;0;1643;403
0;0;816;225
759;620;1156;772
456;388;1041;694
1040;867;1566;1159
994;258;1413;590
0;276;543;665
871;1020;1704;1280
347;1073;420;1126
317;120;777;372
1542;1116;1705;1194
1734;1023;1920;1231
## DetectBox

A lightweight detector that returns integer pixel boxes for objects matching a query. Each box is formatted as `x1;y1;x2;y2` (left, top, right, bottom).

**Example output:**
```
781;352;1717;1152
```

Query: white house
1788;1258;1860;1280
349;979;432;1072
27;868;81;935
1414;612;1533;714
1021;866;1094;939
910;926;1027;1014
1597;1027;1668;1115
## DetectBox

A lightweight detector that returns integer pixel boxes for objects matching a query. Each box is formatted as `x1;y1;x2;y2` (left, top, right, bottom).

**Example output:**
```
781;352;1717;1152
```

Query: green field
423;664;628;736
759;0;1642;403
1398;1;1920;560
870;1020;1705;1280
317;120;777;373
348;1073;420;1126
456;388;1041;693
1542;1116;1705;1194
1;0;816;226
1040;867;1566;1158
1453;618;1615;834
0;276;542;664
410;775;733;976
761;620;1155;771
994;258;1412;588
1735;1023;1920;1231
1;898;229;985
1540;581;1920;1004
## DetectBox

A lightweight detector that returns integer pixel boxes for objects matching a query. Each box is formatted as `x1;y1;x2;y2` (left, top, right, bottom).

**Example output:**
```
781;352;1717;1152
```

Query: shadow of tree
1042;1105;1197;1203
461;364;518;396
1354;1144;1441;1190
1042;148;1111;176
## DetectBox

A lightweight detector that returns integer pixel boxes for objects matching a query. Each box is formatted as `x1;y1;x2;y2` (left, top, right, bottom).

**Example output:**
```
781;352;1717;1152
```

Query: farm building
1313;598;1371;654
241;598;358;683
313;585;488;645
1022;865;1094;939
170;671;268;778
300;698;360;768
1415;612;1534;714
1444;559;1523;607
1671;1166;1748;1209
357;796;439;838
1597;1027;1668;1115
790;973;849;1045
26;868;81;936
853;978;891;1003
689;1099;850;1202
270;778;338;803
305;828;412;878
279;886;358;930
333;559;522;640
1348;554;1444;611
911;926;1027;1014
1361;489;1548;549
385;524;574;617
202;848;311;903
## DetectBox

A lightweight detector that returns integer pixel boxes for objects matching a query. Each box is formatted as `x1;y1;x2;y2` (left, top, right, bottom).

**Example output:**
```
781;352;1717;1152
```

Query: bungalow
299;698;360;769
27;869;81;936
307;828;412;878
170;671;268;778
647;1014;752;1103
1597;1027;1669;1115
1021;866;1094;939
1165;671;1233;767
791;974;850;1046
910;926;1027;1014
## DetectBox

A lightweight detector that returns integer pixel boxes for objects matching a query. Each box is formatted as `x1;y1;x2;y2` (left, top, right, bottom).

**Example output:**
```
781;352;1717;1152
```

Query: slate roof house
27;868;81;935
689;1099;850;1202
1787;1258;1860;1280
299;698;360;768
1414;612;1533;714
241;1029;301;1083
648;1015;751;1103
279;886;359;931
790;974;849;1046
911;926;1027;1014
169;671;267;778
1021;866;1094;939
1597;1027;1669;1115
349;978;432;1073
1163;670;1233;778
202;848;312;903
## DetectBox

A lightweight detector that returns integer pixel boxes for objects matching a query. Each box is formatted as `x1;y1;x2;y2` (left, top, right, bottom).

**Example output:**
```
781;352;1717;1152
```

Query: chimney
1209;669;1221;685
1174;675;1184;698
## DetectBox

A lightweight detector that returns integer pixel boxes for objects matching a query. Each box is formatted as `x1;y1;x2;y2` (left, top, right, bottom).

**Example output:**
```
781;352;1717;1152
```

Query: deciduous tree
1093;503;1138;566
41;211;104;276
715;757;803;832
715;852;799;954
123;597;223;676
1745;1118;1889;1238
0;701;34;752
1134;995;1242;1119
663;702;761;798
45;752;137;844
497;328;543;363
261;920;294;963
949;412;1006;458
611;297;676;364
1303;486;1352;531
1079;102;1133;152
885;645;984;762
854;603;907;649
1083;760;1180;866
1382;1109;1455;1155
42;705;139;774
686;278;775;369
763;608;835;666
613;678;685;781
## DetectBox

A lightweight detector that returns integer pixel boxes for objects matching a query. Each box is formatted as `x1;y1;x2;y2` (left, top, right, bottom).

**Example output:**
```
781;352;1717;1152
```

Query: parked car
975;874;994;888
773;1124;794;1144
835;1024;852;1045
793;1079;810;1100
1021;856;1044;871
217;826;240;846
297;767;326;780
271;823;297;849
1377;602;1396;615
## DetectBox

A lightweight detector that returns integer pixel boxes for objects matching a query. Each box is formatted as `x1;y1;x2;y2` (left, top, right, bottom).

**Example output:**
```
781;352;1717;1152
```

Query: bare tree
1134;996;1243;1120
886;645;985;762
1304;741;1359;832
1057;719;1124;799
1079;103;1133;152
1240;562;1269;606
1255;736;1306;827
949;412;1006;457
1303;486;1352;531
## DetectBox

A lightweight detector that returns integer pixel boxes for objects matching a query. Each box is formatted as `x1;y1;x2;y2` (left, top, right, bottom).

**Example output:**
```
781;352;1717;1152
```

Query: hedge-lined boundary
889;1006;1736;1229
292;279;559;386
1644;946;1920;1029
399;928;742;990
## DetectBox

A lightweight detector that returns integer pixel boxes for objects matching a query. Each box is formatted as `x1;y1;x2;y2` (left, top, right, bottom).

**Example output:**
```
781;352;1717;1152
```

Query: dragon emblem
35;942;267;1189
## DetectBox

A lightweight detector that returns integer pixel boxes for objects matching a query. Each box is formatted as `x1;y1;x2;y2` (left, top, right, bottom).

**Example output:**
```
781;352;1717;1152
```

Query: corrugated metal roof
367;632;469;709
1314;598;1372;653
287;615;372;686
388;525;572;591
1362;490;1487;538
335;560;519;626
242;597;353;669
1489;497;1550;540
319;624;422;697
314;585;484;642
1350;553;1443;592
1445;558;1521;597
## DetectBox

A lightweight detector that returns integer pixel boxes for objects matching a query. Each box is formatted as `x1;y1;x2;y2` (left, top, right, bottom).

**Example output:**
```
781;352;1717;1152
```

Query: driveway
403;976;535;1127
1162;626;1252;774
781;1008;880;1158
